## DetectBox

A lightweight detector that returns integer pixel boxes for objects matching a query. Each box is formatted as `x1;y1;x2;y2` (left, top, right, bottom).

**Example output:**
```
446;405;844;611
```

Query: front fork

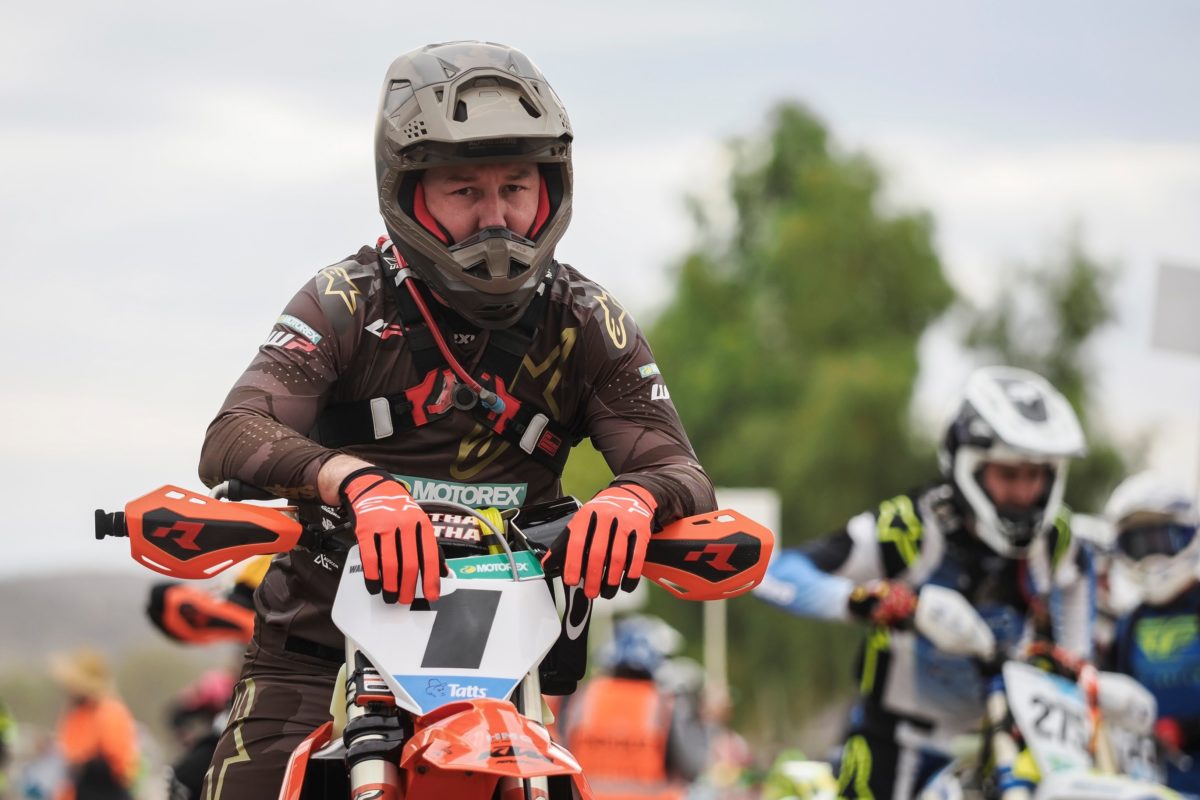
344;639;408;800
984;676;1032;800
498;670;551;800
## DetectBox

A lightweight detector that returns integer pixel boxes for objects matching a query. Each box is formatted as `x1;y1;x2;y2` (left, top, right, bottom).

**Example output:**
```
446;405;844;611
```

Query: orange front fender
401;698;593;797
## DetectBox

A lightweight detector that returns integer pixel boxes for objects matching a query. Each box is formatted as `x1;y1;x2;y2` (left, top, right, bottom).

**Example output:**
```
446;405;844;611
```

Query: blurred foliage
561;438;612;503
647;102;952;743
961;232;1126;511
566;102;1128;748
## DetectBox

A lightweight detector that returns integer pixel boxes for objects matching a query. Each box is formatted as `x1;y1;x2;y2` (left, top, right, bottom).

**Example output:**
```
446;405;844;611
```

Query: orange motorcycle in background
96;485;773;800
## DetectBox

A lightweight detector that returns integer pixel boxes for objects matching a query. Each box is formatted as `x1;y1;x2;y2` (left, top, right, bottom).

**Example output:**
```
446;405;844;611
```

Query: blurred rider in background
1104;471;1200;794
754;366;1094;799
559;615;708;799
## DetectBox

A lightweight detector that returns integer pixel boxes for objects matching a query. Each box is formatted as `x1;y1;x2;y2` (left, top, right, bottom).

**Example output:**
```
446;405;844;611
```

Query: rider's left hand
847;581;918;628
563;484;657;600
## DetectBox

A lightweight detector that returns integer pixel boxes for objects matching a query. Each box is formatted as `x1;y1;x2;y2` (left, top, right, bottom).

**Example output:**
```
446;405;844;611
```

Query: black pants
200;640;340;800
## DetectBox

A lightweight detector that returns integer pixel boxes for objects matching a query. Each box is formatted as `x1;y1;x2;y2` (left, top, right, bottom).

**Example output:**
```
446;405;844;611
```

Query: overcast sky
3;1;1199;578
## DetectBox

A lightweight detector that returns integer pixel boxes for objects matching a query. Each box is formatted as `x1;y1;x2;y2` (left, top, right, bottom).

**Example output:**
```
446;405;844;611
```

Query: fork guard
402;698;593;797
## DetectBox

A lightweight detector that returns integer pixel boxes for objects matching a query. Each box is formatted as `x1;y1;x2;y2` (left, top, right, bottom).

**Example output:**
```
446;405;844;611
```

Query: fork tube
344;638;405;800
511;672;550;799
985;677;1031;800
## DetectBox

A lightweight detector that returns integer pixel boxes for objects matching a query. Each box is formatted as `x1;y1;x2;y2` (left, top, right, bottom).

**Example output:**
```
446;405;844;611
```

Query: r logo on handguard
684;543;738;573
150;521;205;551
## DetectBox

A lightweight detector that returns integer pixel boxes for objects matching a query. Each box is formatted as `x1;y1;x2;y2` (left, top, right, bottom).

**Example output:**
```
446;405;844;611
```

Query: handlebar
96;483;773;600
94;509;126;540
212;479;279;502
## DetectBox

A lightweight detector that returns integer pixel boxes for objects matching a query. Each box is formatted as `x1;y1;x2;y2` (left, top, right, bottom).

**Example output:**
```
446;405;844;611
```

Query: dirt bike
95;483;774;800
911;585;1174;800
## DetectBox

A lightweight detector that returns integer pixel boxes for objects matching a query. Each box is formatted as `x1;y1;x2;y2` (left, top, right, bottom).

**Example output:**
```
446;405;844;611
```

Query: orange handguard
124;485;302;578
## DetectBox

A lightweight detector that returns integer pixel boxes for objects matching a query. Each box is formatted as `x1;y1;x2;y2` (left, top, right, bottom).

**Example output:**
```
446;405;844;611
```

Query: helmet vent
518;97;541;119
402;118;429;140
454;100;468;122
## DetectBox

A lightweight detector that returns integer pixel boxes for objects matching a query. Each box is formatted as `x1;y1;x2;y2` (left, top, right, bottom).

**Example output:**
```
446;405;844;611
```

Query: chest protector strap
311;254;575;475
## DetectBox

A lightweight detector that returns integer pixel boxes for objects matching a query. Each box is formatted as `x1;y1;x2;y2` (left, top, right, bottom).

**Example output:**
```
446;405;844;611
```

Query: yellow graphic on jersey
451;424;511;482
877;495;922;566
860;628;891;695
451;328;578;479
1137;615;1199;661
595;292;629;351
320;265;361;315
513;327;577;418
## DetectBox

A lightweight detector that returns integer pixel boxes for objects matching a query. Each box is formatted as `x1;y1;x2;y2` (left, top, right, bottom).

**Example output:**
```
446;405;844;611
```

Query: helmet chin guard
939;367;1086;557
374;41;573;329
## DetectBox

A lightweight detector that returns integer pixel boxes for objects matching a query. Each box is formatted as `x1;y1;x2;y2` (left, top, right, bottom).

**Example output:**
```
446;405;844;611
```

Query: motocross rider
753;366;1094;800
1104;471;1200;793
196;41;715;797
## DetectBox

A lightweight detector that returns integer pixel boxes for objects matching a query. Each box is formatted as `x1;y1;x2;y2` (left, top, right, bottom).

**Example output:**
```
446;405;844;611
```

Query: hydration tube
389;244;505;414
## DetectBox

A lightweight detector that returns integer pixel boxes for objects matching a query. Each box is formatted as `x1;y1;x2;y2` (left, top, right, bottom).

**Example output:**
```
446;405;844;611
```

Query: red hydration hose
389;244;504;413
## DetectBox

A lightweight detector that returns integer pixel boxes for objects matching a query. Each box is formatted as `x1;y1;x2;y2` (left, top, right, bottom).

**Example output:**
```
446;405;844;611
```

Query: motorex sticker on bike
1004;661;1093;776
451;552;543;580
332;546;561;715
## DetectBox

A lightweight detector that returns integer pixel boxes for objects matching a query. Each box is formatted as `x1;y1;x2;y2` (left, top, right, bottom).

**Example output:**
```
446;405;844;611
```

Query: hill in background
0;570;240;737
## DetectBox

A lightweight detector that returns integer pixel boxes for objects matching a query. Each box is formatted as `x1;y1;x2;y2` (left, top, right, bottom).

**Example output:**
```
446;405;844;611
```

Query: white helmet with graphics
1105;471;1200;605
939;366;1087;557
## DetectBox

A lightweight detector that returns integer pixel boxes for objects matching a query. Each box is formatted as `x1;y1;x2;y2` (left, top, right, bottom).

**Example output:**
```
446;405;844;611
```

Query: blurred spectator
49;648;139;800
19;735;65;800
164;670;235;800
560;615;707;799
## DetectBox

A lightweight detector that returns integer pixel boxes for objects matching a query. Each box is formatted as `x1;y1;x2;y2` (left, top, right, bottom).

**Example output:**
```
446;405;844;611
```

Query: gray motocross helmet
374;41;573;329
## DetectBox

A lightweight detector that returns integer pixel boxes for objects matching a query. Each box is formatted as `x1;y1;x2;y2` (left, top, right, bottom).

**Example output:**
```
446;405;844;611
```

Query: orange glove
847;581;918;628
564;485;657;599
339;468;444;604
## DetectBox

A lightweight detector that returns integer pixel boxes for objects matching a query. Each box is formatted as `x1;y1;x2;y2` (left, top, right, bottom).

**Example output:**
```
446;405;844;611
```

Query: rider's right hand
339;468;445;604
847;580;917;628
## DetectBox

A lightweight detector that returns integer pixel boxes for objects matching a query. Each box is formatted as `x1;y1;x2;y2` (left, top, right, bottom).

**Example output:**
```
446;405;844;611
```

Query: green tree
561;104;1127;751
961;231;1126;511
642;102;955;742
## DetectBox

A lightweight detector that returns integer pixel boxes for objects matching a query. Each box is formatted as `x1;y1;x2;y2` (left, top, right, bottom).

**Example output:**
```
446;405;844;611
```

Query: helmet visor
1116;522;1197;561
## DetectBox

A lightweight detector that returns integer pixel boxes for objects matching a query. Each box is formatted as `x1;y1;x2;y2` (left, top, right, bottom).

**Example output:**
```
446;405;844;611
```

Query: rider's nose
477;195;506;231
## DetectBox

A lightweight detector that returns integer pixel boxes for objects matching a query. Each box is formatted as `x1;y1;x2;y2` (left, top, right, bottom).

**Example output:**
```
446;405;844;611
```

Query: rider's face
421;161;540;243
979;462;1050;511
